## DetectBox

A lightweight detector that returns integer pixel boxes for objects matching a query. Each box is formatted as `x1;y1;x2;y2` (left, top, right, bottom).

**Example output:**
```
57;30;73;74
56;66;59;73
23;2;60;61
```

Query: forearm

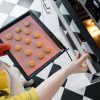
36;66;71;100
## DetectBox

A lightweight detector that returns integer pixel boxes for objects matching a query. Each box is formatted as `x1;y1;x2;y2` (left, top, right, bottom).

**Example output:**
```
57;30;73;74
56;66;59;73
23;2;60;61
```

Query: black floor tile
32;76;44;87
85;82;100;100
48;63;61;77
61;88;83;100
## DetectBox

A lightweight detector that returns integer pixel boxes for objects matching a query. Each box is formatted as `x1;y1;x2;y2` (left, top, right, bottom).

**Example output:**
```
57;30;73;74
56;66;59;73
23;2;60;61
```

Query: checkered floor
0;0;100;100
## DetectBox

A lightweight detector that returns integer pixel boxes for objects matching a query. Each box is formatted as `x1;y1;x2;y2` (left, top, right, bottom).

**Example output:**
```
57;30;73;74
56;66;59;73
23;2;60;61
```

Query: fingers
76;52;80;60
78;53;89;64
82;63;88;72
0;64;4;71
82;66;88;72
82;62;88;68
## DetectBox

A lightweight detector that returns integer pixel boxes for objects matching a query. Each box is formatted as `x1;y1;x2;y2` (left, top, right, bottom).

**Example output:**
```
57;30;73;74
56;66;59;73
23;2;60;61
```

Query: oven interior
68;0;100;48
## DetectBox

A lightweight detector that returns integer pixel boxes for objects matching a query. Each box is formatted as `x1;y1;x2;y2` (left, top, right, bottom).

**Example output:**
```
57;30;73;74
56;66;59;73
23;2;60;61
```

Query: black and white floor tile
0;0;41;28
0;0;100;100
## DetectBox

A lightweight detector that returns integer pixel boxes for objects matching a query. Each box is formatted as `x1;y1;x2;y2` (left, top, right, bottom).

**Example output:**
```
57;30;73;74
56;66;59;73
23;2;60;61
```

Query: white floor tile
5;0;19;4
30;0;42;13
0;0;3;5
10;5;28;17
54;52;71;68
83;96;93;100
36;63;53;79
59;3;69;15
65;73;91;90
0;12;8;27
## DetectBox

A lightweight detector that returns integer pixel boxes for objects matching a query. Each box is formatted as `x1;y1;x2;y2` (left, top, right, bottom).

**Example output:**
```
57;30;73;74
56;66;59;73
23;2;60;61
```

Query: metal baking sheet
0;10;66;80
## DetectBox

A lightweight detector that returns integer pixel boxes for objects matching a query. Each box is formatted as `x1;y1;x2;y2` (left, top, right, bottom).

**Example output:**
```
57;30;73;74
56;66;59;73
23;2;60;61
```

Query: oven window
83;19;100;48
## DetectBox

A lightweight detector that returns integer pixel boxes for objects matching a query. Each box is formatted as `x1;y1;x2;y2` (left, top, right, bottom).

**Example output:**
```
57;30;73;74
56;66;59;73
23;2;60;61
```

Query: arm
36;53;89;100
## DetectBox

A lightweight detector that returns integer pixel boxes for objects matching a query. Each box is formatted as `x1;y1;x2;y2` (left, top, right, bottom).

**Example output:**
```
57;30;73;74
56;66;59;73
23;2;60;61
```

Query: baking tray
0;10;66;80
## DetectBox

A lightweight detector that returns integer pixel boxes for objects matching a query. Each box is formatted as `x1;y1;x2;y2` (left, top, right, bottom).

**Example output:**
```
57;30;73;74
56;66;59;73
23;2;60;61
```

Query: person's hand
67;52;89;75
0;43;11;56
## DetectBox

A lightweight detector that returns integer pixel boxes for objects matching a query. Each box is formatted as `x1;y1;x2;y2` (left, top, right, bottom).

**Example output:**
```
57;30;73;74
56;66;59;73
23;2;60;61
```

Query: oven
71;0;100;64
69;0;100;60
51;0;100;74
66;0;100;64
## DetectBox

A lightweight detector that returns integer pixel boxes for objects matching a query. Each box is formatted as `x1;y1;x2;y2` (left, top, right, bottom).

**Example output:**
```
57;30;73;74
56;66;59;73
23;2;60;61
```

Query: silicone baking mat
0;11;66;80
